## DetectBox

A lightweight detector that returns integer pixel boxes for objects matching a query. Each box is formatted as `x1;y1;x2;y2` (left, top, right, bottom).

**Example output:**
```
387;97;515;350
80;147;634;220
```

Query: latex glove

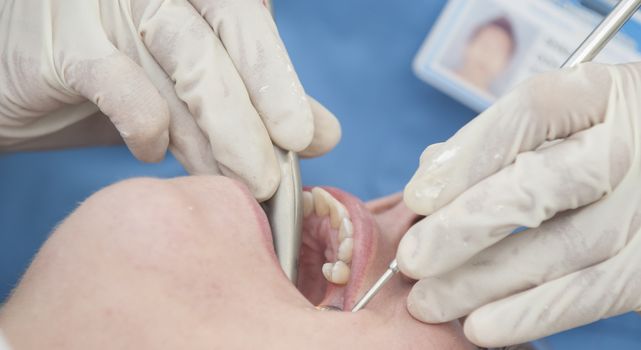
0;0;340;201
396;62;641;347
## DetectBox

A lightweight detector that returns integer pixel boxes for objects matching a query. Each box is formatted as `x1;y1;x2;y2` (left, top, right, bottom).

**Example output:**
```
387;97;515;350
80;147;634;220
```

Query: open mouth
296;186;378;311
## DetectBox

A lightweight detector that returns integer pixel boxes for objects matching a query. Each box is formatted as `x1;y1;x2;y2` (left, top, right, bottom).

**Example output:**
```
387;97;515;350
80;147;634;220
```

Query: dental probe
261;0;305;285
351;260;399;312
351;0;641;313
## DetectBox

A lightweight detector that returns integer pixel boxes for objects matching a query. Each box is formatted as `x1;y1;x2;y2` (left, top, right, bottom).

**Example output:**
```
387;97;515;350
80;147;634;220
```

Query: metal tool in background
262;0;304;285
351;0;641;313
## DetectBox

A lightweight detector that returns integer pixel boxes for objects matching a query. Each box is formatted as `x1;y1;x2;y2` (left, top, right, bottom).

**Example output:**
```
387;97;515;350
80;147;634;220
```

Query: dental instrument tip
351;259;399;312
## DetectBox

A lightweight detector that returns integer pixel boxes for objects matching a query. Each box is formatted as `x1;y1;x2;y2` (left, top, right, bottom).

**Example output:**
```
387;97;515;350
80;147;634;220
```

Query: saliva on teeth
304;187;355;285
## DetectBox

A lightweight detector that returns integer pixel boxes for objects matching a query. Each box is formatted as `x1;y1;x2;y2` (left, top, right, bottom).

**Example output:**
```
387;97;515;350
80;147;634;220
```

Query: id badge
413;0;641;112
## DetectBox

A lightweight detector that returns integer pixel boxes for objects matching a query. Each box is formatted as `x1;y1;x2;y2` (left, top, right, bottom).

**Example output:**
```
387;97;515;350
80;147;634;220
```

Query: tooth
322;262;334;281
303;191;314;217
330;261;351;284
338;238;353;263
339;218;353;242
312;187;330;216
322;261;351;285
329;199;348;229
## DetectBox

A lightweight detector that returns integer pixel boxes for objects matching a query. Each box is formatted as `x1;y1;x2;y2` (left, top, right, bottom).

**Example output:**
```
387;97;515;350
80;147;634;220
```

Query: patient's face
459;24;513;90
0;177;473;349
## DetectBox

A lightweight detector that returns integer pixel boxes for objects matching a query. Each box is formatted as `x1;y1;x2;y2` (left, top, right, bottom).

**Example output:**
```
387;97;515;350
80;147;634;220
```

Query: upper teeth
311;187;331;216
329;201;348;229
337;238;353;263
339;218;353;241
305;187;355;285
302;191;314;217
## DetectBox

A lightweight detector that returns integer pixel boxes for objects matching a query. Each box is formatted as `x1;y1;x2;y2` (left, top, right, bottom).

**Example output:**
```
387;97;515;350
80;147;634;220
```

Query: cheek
364;303;472;350
492;46;512;69
488;54;509;74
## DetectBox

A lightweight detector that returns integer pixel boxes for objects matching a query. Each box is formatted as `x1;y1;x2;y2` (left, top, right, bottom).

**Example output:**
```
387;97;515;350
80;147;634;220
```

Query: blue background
0;0;640;348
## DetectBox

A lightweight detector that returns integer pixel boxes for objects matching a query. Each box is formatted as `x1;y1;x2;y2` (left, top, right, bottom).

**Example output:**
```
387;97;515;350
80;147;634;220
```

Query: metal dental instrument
262;147;304;284
351;0;641;313
563;0;641;67
351;260;399;312
262;0;304;285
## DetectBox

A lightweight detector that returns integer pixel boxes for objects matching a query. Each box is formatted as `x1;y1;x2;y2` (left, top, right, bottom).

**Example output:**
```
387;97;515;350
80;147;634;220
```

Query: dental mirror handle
352;0;641;312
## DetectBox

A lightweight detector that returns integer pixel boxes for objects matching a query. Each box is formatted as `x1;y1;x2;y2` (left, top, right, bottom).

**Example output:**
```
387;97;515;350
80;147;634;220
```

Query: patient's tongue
297;187;377;311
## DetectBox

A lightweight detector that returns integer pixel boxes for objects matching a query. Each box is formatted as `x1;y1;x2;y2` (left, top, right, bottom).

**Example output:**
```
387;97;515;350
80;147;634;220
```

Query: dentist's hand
396;62;641;347
0;0;340;201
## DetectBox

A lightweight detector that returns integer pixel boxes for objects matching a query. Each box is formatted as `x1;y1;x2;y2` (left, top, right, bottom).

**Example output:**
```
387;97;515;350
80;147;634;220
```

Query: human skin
0;176;473;349
456;24;514;92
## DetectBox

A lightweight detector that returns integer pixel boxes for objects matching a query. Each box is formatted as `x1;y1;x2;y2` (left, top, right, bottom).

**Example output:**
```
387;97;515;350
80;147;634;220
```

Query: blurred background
1;0;640;348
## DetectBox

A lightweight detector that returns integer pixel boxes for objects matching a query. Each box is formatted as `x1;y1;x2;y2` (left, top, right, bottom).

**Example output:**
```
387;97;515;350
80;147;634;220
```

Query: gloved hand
396;62;641;347
0;0;340;201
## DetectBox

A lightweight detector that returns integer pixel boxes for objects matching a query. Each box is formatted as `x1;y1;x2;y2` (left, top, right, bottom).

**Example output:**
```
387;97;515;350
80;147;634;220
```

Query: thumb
64;50;170;163
298;96;341;158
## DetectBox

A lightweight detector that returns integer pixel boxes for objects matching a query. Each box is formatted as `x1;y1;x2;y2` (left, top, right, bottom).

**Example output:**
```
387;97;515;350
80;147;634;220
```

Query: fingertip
299;97;341;158
253;167;281;202
465;305;528;348
396;231;423;280
462;314;487;347
251;147;281;202
126;128;170;163
66;52;172;164
264;98;315;152
217;156;281;202
463;311;501;348
418;142;445;164
200;1;316;152
123;98;171;163
402;160;453;216
397;219;458;279
403;178;439;215
406;279;451;324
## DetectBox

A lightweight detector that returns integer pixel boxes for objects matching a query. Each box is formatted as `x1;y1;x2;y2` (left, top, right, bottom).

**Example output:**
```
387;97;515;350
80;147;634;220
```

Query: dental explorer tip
351;259;399;312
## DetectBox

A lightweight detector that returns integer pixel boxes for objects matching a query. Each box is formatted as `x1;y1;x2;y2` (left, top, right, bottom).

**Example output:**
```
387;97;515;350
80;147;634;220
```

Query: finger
130;0;219;175
64;48;169;163
405;201;625;323
462;243;641;348
167;105;221;176
299;96;341;158
190;0;315;152
138;0;280;200
397;125;620;279
404;63;613;215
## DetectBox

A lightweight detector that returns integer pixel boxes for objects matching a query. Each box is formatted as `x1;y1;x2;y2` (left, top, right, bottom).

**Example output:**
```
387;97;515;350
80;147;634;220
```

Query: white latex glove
0;0;340;201
396;62;641;347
